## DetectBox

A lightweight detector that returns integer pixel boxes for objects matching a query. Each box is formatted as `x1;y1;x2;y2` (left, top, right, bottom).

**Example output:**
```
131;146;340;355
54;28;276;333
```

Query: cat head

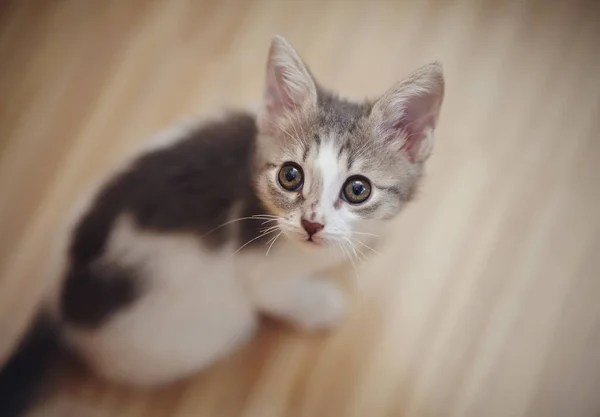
254;35;444;247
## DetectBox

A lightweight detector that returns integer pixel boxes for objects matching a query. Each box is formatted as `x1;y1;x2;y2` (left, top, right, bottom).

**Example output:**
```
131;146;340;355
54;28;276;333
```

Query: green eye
342;176;371;204
278;162;304;191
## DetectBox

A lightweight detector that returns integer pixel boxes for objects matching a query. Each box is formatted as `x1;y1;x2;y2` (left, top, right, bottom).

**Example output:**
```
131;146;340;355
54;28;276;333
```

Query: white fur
49;117;351;385
45;120;208;320
56;210;347;386
50;123;391;387
44;120;254;386
44;36;442;388
316;139;345;225
315;139;341;208
275;137;385;245
62;215;257;386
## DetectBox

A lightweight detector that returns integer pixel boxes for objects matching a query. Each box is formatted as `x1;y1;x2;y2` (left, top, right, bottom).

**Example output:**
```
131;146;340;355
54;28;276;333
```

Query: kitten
0;35;444;414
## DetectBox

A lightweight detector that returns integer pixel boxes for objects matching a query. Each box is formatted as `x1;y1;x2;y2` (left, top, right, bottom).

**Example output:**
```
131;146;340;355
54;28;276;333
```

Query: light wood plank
1;0;599;416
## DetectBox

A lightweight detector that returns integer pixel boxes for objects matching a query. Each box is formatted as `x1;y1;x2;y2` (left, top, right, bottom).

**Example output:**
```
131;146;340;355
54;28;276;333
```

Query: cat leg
247;276;346;331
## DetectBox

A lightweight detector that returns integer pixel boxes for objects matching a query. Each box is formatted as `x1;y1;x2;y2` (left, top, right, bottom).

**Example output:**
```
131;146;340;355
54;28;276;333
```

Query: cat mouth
304;236;323;246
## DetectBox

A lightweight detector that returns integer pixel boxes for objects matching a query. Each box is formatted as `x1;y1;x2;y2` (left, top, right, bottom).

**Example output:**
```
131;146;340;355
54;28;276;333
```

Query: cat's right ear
370;62;445;164
259;35;318;130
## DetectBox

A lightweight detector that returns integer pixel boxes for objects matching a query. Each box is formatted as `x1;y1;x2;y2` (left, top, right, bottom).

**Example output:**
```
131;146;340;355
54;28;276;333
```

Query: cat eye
278;162;304;191
342;176;371;204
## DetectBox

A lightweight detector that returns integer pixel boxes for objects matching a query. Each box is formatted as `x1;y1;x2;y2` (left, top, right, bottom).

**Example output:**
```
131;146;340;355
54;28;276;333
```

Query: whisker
337;242;348;262
231;228;278;256
265;231;283;256
342;240;361;283
343;237;362;263
348;237;370;264
351;236;382;257
335;240;363;296
349;231;380;238
259;225;280;235
351;242;369;263
200;215;281;239
324;227;380;240
261;219;280;225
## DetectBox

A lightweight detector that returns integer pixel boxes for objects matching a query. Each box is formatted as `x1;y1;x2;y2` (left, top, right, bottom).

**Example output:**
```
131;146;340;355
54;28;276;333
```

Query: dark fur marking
347;152;356;170
353;201;382;217
302;143;310;161
62;263;139;328
337;141;348;159
313;87;381;176
63;112;261;329
379;185;401;197
0;314;60;417
70;112;258;257
119;113;258;246
295;193;305;206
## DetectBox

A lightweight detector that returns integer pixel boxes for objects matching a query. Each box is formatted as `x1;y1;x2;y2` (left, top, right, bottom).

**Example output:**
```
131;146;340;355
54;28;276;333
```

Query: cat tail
0;312;61;417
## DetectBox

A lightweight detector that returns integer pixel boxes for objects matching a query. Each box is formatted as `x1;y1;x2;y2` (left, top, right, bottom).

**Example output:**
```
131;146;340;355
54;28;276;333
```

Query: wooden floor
1;0;600;416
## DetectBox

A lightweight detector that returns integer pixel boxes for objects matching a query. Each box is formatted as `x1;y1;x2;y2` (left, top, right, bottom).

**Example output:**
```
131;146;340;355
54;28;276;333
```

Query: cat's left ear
370;62;445;163
260;35;318;131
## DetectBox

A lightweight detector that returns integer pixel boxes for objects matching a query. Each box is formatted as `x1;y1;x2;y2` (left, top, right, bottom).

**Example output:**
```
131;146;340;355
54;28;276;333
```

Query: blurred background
1;0;599;416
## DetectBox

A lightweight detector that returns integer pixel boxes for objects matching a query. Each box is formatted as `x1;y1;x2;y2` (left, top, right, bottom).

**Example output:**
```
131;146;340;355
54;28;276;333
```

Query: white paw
287;279;346;331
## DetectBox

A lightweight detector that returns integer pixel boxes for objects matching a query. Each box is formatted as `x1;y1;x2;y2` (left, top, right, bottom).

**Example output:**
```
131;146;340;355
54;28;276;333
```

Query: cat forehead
297;92;375;168
315;90;373;135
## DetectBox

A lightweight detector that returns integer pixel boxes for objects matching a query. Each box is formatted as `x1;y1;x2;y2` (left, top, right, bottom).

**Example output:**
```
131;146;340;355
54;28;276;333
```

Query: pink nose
301;219;325;237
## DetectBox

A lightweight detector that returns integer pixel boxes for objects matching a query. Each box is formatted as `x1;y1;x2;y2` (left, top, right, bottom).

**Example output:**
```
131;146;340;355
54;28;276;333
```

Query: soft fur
2;35;445;397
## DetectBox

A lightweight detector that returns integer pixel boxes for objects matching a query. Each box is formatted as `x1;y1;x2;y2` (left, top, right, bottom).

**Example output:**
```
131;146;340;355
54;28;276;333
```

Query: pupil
285;168;297;182
352;182;364;195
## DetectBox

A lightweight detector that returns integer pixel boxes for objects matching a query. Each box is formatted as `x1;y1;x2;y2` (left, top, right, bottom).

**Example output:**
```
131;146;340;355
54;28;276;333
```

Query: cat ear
261;35;317;128
371;62;445;163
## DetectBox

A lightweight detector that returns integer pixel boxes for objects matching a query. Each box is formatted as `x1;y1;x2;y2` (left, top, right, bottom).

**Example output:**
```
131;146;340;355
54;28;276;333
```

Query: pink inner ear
396;112;434;162
265;65;294;119
383;92;440;162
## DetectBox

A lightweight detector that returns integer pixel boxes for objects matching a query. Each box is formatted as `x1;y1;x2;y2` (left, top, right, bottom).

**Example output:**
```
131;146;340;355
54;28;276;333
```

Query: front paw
287;279;346;332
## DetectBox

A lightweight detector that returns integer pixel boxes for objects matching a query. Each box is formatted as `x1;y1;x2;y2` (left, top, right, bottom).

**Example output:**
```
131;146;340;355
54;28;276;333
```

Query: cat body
54;112;353;386
0;35;444;414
